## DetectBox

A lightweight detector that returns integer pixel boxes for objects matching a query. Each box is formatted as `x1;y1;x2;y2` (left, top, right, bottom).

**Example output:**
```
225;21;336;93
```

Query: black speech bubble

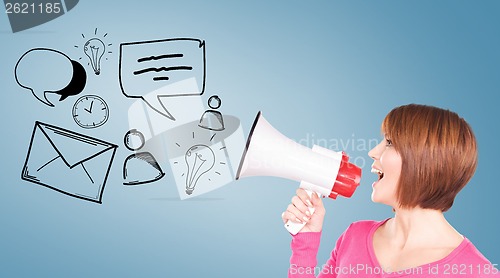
53;60;87;101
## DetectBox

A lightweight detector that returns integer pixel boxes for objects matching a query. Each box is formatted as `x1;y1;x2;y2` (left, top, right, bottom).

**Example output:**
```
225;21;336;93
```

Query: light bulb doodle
75;28;112;75
164;116;245;200
84;38;105;75
184;144;215;195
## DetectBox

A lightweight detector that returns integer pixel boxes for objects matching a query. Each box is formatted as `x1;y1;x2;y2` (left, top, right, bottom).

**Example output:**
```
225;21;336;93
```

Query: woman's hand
281;188;326;233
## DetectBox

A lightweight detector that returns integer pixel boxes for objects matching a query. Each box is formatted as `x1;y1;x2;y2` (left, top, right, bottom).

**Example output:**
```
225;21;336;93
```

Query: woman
283;104;498;277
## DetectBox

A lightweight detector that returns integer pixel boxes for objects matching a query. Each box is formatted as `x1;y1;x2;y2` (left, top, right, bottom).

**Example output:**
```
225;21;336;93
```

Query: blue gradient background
1;1;499;277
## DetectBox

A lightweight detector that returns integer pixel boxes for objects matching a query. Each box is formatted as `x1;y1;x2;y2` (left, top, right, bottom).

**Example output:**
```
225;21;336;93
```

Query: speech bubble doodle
15;48;87;107
119;38;206;121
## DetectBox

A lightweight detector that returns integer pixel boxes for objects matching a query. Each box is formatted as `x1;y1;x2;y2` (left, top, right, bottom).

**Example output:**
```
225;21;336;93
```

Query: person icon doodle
199;95;225;131
122;129;165;186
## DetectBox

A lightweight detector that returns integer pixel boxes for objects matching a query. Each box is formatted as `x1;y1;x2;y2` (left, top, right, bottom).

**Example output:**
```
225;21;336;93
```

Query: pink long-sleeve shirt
289;219;499;278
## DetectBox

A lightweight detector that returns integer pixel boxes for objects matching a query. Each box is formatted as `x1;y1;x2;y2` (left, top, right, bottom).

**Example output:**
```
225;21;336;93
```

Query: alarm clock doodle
72;95;109;128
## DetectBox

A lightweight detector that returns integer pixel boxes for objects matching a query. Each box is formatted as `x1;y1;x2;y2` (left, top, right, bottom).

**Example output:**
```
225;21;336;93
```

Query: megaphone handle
285;189;317;235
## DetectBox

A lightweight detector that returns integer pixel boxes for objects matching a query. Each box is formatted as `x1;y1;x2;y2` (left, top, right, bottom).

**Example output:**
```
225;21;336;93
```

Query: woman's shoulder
335;218;390;245
449;237;496;264
331;219;390;258
345;218;390;235
439;237;499;276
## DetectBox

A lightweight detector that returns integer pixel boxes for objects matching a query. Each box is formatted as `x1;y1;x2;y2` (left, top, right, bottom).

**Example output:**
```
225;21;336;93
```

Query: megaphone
236;111;362;235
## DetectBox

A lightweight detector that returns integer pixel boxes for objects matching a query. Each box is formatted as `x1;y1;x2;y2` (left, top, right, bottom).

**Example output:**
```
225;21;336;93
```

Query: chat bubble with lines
119;38;206;121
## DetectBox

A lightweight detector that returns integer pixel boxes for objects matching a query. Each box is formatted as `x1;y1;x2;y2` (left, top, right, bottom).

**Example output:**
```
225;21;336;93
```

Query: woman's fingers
282;189;327;233
311;191;324;211
283;202;310;224
296;188;313;208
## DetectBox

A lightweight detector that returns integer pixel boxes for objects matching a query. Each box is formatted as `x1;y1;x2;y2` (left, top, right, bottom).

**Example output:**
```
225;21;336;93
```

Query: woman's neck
387;207;462;250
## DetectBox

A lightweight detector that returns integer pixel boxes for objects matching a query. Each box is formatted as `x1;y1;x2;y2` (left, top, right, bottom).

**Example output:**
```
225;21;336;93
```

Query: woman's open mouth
371;168;384;181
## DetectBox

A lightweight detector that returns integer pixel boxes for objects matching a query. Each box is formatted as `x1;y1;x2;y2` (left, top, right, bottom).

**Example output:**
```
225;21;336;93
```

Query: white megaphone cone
236;111;362;235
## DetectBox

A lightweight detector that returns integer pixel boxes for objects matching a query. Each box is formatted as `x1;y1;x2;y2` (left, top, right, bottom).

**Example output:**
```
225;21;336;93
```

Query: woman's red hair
382;104;477;211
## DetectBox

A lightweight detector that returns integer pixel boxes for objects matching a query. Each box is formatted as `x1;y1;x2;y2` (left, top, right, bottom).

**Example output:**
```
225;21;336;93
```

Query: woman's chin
371;193;395;207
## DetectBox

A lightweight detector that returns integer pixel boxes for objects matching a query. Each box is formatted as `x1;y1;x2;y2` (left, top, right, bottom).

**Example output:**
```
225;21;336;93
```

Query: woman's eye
385;139;393;147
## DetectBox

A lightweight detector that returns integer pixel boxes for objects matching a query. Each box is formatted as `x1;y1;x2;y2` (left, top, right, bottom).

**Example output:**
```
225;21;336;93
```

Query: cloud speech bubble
119;38;206;121
15;48;87;107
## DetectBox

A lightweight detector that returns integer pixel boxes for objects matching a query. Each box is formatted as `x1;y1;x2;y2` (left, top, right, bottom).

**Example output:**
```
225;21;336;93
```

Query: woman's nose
368;141;382;160
368;149;377;160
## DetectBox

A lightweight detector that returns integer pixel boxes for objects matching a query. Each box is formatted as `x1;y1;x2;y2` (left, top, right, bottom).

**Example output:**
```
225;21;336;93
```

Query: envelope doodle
21;122;118;203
